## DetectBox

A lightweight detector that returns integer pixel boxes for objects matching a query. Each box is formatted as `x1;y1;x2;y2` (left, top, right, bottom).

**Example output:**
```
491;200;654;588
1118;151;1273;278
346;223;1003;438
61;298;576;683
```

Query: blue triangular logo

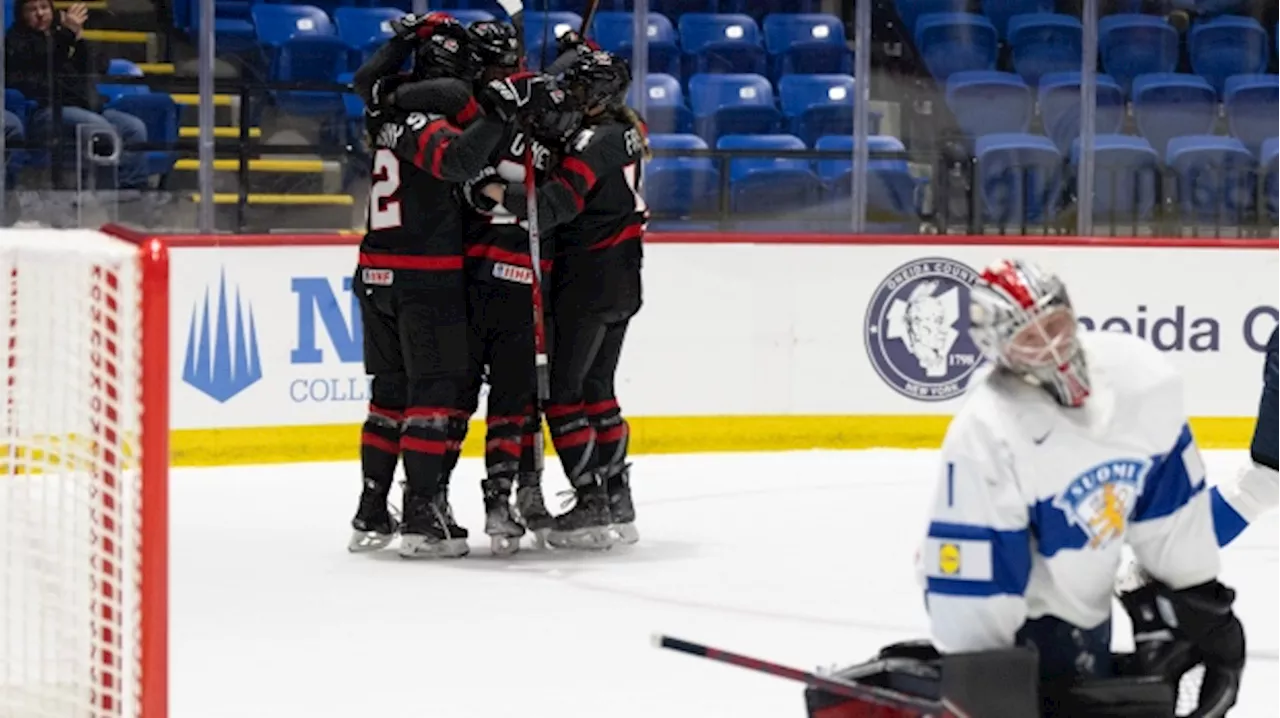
182;269;264;402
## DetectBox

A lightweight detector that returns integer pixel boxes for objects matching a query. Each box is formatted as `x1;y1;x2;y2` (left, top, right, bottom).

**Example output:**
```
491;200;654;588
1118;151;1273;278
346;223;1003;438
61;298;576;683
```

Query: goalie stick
652;634;966;718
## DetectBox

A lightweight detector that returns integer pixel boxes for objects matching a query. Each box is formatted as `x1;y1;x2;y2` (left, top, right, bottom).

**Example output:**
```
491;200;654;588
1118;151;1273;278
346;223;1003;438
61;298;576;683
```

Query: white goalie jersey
920;331;1222;653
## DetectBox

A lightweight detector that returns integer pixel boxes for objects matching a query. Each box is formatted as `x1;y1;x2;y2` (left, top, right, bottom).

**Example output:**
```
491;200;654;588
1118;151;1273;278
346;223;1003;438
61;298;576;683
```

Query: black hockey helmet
526;78;585;148
411;13;478;81
560;50;631;114
468;20;520;81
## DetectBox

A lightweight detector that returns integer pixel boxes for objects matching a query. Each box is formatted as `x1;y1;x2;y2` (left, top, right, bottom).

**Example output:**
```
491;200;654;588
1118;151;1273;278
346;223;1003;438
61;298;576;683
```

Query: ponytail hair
616;105;652;160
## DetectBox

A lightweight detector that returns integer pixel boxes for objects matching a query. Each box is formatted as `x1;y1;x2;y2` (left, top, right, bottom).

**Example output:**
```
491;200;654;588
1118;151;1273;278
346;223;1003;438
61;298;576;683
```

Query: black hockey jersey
358;109;504;281
460;126;556;286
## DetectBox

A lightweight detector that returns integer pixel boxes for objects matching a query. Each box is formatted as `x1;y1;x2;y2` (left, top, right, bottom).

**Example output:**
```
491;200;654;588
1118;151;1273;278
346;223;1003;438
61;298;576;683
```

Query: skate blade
610;522;639;545
398;536;470;559
489;533;522;556
348;529;395;553
547;527;614;551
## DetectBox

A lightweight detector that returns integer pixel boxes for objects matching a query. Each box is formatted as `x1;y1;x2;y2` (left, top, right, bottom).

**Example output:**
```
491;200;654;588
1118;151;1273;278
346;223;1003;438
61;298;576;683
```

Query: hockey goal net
0;229;168;718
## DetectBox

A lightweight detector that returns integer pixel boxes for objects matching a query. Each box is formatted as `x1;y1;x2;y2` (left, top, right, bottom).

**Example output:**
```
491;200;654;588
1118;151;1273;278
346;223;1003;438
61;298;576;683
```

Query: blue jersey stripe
1031;499;1087;558
926;522;1032;597
1133;424;1205;523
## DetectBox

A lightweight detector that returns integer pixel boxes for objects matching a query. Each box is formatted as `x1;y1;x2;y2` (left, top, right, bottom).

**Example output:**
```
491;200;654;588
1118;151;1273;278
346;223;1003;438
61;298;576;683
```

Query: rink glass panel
0;0;1274;235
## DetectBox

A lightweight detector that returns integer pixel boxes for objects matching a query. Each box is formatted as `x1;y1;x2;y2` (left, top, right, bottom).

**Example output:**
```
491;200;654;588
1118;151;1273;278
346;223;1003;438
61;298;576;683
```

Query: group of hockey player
343;11;649;559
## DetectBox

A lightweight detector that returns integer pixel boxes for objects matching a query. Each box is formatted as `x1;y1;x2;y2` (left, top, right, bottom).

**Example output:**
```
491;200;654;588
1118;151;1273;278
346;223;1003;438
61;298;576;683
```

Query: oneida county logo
182;269;263;402
864;258;984;401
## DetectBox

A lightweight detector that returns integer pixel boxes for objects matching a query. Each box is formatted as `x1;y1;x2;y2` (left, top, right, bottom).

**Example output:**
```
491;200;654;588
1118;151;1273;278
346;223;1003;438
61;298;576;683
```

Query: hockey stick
497;0;527;63
579;0;601;37
652;634;957;717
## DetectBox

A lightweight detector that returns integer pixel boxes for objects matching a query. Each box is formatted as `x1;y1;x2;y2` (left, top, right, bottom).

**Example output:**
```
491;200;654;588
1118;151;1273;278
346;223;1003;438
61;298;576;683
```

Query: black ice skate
348;477;399;553
514;472;553;547
605;464;639;545
547;472;614;550
482;477;525;556
398;486;470;559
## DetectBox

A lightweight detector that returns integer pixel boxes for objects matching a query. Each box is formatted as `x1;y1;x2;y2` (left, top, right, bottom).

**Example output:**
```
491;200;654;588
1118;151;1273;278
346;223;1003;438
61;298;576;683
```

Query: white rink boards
168;451;1278;718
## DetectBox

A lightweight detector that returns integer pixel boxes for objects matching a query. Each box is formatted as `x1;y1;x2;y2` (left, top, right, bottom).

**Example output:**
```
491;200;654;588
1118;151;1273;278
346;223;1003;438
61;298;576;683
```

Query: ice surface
171;450;1277;718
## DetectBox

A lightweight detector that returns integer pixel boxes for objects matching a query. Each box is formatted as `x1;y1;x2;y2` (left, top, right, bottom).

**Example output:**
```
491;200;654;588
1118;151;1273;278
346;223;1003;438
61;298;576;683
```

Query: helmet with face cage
411;13;478;81
968;259;1091;407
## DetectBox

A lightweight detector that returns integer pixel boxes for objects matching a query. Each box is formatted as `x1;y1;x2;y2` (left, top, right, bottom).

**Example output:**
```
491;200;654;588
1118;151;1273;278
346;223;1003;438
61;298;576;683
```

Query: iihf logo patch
864;257;985;402
1054;459;1149;549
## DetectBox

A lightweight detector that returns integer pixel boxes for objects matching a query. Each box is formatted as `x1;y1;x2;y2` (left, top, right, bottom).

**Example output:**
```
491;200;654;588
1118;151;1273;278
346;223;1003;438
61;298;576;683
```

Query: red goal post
0;229;169;718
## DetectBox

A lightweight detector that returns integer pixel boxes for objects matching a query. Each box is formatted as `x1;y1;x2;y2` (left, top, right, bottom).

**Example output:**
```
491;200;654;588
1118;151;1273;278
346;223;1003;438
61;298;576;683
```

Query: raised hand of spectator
61;2;87;37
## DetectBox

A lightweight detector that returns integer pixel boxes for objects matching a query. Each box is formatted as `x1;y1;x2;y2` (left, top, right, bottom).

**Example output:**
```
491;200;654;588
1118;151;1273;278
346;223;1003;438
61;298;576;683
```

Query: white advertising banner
166;242;1278;430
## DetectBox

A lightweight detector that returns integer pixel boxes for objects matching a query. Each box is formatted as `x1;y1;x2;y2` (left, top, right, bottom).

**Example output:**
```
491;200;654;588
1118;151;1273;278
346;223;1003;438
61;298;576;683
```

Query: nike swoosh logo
1033;431;1052;446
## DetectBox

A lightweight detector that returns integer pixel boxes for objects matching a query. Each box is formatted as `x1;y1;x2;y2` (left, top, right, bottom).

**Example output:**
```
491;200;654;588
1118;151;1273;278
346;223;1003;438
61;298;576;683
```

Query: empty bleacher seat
1132;73;1217;156
1008;14;1082;84
592;12;681;77
1167;135;1258;224
975;133;1064;226
688;73;782;143
524;11;582;67
717;133;823;214
731;0;820;18
1038;72;1126;153
1225;74;1280;150
894;0;967;34
252;4;335;49
1099;14;1179;91
627;73;692;134
679;13;766;76
99;59;149;105
335;7;403;65
448;10;498;27
914;13;998;82
106;93;179;177
1071;134;1160;222
251;5;345;118
1262;136;1278;222
1189;16;1269;94
762;14;851;79
945;71;1032;139
779;74;854;147
815;134;920;222
647;133;721;217
981;0;1053;39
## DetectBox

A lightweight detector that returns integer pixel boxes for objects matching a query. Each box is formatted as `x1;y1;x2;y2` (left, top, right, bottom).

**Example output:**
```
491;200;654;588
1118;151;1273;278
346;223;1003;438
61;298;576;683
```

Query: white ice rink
172;450;1278;718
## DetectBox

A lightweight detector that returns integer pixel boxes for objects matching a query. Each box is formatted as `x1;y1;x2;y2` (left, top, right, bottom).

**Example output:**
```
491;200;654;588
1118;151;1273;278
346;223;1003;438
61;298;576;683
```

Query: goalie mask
968;259;1091;407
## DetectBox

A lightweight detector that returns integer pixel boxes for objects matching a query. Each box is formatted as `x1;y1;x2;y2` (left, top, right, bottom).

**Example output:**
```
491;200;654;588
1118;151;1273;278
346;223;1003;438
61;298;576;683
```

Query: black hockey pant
545;312;632;483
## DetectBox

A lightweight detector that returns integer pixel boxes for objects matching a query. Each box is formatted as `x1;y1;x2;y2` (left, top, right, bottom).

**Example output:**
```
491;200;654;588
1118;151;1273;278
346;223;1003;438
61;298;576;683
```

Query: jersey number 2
369;149;402;230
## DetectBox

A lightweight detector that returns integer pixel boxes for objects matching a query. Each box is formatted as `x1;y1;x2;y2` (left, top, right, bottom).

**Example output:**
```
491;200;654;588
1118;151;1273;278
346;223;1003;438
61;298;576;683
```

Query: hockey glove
463;166;508;213
390;11;453;42
478;72;553;123
1119;579;1244;718
555;29;600;57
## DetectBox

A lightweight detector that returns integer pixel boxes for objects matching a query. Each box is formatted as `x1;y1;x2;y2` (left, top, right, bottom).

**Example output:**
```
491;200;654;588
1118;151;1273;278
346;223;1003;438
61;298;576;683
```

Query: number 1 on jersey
369;148;402;231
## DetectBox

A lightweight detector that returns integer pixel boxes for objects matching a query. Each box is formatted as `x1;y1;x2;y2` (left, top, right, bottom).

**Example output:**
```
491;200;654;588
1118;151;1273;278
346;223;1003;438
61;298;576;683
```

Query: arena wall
101;226;1279;467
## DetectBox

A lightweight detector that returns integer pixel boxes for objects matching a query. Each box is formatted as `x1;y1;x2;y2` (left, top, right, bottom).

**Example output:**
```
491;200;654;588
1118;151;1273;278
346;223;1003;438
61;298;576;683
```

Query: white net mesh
0;230;146;718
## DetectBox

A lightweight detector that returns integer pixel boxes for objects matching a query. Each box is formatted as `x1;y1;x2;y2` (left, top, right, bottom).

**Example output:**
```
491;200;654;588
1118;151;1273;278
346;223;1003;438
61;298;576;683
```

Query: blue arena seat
1132;73;1217;157
1262;136;1278;222
335;7;403;65
1037;72;1126;153
762;14;851;79
524;11;582;67
730;0;820;17
945;71;1032;138
98;59;149;105
273;35;350;116
448;10;498;27
717;134;823;214
592;12;681;78
646;133;721;218
1099;14;1178;91
914;13;998;82
251;4;335;49
627;73;693;134
778;74;855;148
894;0;967;34
981;0;1053;39
1008;14;1083;84
815;134;920;221
105;93;179;177
1071;134;1160;222
1167;135;1258;223
1189;16;1269;94
688;73;782;143
975;133;1064;225
1225;74;1280;150
679;13;766;76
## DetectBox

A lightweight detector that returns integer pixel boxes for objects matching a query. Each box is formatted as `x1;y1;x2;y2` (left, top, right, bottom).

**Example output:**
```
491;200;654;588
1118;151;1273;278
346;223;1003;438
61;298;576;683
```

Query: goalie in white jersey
920;259;1245;717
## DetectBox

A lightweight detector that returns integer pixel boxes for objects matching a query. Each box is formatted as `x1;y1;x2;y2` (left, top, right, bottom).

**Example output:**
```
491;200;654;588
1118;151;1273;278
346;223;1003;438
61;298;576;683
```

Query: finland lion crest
864;258;984;401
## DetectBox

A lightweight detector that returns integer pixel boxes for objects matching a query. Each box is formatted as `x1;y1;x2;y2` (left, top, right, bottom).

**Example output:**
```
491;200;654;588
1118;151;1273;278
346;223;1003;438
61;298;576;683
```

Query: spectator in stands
4;0;149;191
